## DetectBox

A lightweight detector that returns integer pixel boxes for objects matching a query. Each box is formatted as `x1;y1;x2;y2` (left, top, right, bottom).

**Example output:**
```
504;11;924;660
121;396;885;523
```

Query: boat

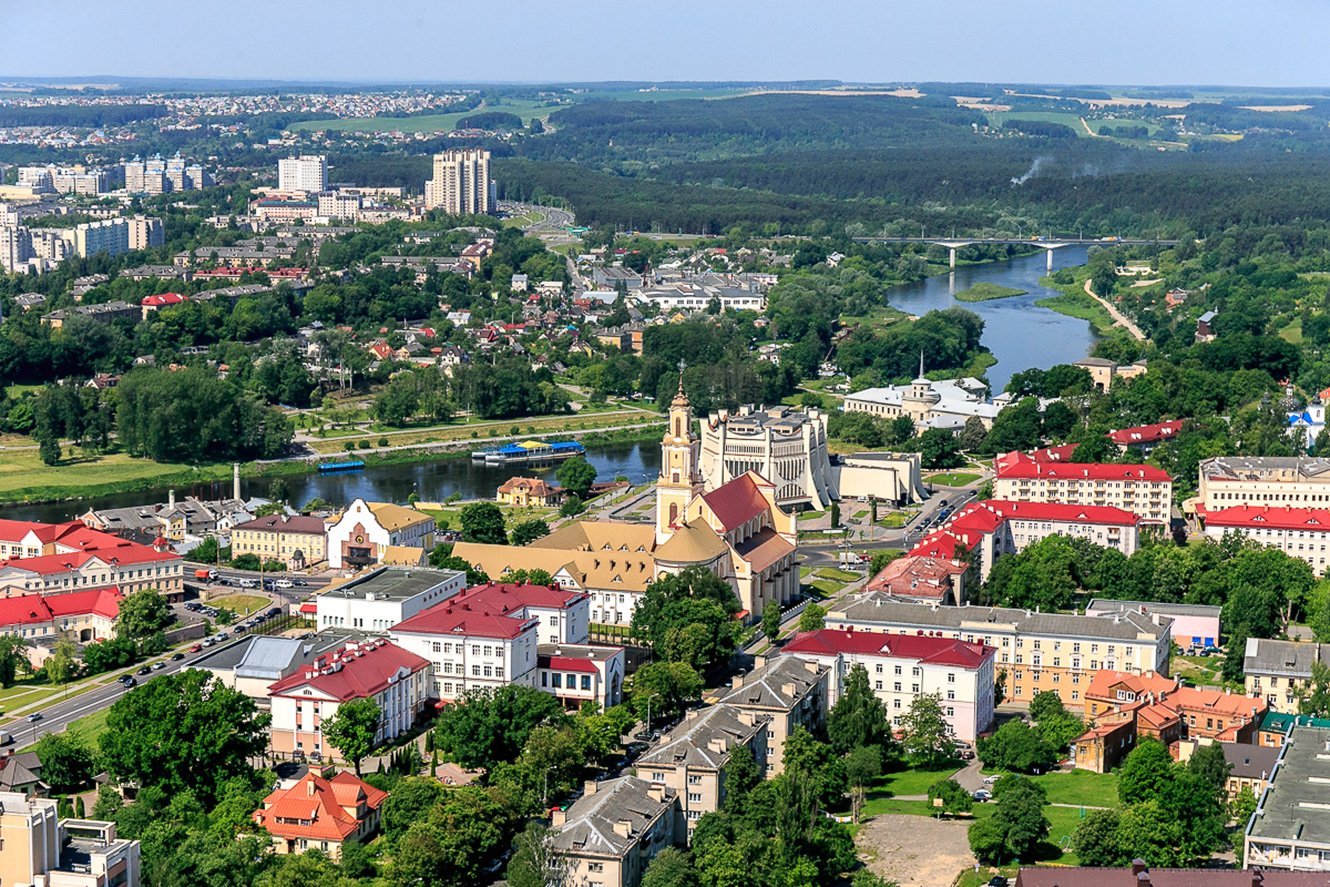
317;459;365;473
469;439;585;465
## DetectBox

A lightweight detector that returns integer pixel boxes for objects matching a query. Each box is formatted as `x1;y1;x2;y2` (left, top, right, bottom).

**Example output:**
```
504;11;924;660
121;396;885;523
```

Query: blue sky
5;0;1329;87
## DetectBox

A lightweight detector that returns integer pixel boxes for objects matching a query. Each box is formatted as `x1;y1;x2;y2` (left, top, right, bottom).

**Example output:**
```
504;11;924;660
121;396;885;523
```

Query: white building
844;368;1010;433
781;628;996;741
994;450;1174;526
277;155;328;194
425;149;492;215
126;216;164;251
536;643;625;710
318;191;362;221
832;452;927;506
1192;456;1330;516
633;281;765;313
0;225;32;272
325;499;436;569
315;566;465;633
1203;506;1330;576
698;405;836;510
73;219;130;258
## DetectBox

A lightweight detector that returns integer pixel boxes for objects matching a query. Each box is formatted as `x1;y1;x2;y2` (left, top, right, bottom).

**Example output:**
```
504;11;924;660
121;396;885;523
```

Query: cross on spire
677;359;687;393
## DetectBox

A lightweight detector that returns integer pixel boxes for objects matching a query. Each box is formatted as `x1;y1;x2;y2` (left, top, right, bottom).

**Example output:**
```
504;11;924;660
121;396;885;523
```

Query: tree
321;697;381;776
1117;738;1174;805
976;719;1057;774
0;635;29;687
969;775;1049;864
918;427;963;469
556;455;598;499
506;821;568;887
45;635;78;684
846;745;884;821
898;694;955;768
509;518;551;546
99;669;269;806
1299;660;1330;717
460;501;509;545
927;777;974;818
1027;691;1065;722
782;726;847;809
1187;742;1231;792
381;776;444;842
827;664;893;755
81;635;136;674
797;603;826;633
641;847;699;887
631;567;742;672
433;684;566;770
1229;786;1259;856
762;603;782;643
630;660;704;726
559;494;585;517
254;852;358;887
1073;808;1127;867
115;589;174;639
33;733;95;793
428;546;490;584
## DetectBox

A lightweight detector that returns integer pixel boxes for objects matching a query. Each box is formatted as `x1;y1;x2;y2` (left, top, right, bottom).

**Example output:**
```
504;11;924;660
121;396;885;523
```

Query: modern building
1203;506;1330;576
1245;724;1330;871
632;281;766;313
718;655;830;775
1191;456;1330;516
832;452;927;506
781;628;996;740
231;514;328;569
1244;638;1330;713
425;149;492;215
0;793;140;887
253;768;386;861
315;566;465;633
0;224;33;272
126;215;164;251
277;155;328;194
844;369;1008;433
73;219;129;258
536;643;625;710
317;191;362;221
993;450;1173;525
636;704;769;831
827;596;1173;707
266;637;432;762
1085;599;1221;650
697;405;836;510
550;776;684;887
325;499;436;570
388;581;590;702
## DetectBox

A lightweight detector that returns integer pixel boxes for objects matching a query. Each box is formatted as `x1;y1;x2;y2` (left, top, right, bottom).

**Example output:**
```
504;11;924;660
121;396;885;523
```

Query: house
635;704;769;832
1245;724;1330;871
0;751;46;797
1073;357;1149;393
325;499;435;570
1196;310;1218;343
550;776;684;887
315;566;465;633
1107;419;1186;454
718;655;829;775
231;514;328;569
1177;739;1280;801
0;586;122;644
0;794;140;887
1203;506;1330;576
863;554;969;605
0;520;182;600
253;768;386;861
139;292;186;319
267;638;432;763
496;476;558;508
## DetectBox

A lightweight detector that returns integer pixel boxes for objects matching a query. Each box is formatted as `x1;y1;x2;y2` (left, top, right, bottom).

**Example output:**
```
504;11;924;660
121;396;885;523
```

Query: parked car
973;789;992;802
982;775;1000;784
188;643;203;653
137;665;151;675
202;639;214;648
987;877;1009;887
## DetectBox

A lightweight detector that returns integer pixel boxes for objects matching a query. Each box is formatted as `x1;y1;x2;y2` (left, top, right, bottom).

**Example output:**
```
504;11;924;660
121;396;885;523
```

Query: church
452;378;801;624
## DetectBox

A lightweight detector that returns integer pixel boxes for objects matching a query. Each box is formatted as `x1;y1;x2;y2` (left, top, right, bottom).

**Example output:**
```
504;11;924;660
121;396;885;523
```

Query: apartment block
551;777;684;887
1193;456;1330;515
719;655;829;775
1203;506;1330;576
1243;638;1330;713
1245;725;1330;871
126;215;164;250
425;149;492;215
994;451;1173;525
73;219;129;258
277;155;328;193
0;792;139;887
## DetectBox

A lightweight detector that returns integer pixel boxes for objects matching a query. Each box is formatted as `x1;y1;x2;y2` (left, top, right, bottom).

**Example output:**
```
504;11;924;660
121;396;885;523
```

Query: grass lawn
868;765;964;802
988;110;1094;135
955;282;1028;302
805;579;842;598
928;471;982;487
877;512;910;528
292;98;552;133
64;707;111;747
1173;653;1233;689
0;448;197;500
209;594;270;616
419;502;559;534
817;568;861;583
1028;770;1119;808
1280;318;1304;345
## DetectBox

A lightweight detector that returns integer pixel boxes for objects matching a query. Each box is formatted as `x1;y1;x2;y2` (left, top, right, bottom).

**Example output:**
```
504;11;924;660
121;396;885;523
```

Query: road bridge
853;236;1181;272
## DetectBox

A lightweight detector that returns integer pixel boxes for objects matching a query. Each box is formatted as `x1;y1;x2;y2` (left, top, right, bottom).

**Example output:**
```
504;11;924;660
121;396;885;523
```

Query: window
947;672;955;683
894;665;902;675
875;680;883;690
893;682;901;692
549;616;557;625
581;675;592;690
552;674;562;688
688;792;702;803
688;775;702;784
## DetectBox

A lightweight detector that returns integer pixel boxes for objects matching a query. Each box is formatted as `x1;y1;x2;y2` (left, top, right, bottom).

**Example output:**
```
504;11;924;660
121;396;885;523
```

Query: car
202;639;214;647
184;602;202;612
152;661;166;670
973;789;992;802
266;607;283;618
137;665;150;675
293;579;307;587
982;775;1000;784
216;632;229;641
274;579;293;589
987;877;1009;887
121;676;137;688
171;652;185;661
234;625;247;634
188;643;203;653
118;674;134;684
26;713;41;723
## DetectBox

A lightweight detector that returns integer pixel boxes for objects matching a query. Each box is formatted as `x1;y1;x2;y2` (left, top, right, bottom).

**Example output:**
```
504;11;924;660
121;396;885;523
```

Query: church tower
656;368;702;544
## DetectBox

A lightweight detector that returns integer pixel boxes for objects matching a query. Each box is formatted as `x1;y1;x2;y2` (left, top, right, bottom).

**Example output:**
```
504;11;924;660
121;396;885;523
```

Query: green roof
1260;710;1330;733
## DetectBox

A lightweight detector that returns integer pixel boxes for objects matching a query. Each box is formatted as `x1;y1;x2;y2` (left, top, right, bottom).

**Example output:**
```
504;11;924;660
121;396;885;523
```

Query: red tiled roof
391;582;586;640
540;655;600;673
865;555;966;599
1107;419;1185;447
141;292;186;307
995;451;1171;483
0;540;176;575
1084;669;1179;702
700;473;769;533
783;628;994;669
733;527;795;572
0;587;122;627
1204;505;1330;531
254;770;387;842
1026;444;1079;462
267;639;429;701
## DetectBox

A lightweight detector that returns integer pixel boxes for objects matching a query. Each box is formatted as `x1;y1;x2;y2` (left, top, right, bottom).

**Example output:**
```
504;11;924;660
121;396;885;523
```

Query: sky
5;1;1330;88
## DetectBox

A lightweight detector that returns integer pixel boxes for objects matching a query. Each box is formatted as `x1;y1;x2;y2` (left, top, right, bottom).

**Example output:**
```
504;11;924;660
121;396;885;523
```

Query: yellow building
496;476;557;508
230;514;328;568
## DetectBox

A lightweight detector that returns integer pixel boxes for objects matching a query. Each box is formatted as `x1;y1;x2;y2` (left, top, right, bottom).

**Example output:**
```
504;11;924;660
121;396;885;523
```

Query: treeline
836;308;987;387
0;104;168;127
455;111;524;130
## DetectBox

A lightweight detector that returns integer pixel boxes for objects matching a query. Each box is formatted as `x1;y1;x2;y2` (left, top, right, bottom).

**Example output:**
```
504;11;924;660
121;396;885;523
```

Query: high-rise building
73;219;130;258
126;216;164;251
0;792;140;887
424;149;491;215
277;155;327;193
0;225;33;272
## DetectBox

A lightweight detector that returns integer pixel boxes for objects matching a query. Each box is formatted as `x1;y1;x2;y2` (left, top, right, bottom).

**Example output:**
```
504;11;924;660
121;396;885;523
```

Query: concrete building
536;643;625;710
315;566;465;633
231;514;328;569
782;628;996;740
718;655;829;775
844;366;1007;433
632;281;766;313
550;776;684;887
253;769;385;861
325;499;435;570
194;631;365;703
832;452;927;506
636;704;769;831
317;191;362;221
827;596;1173;708
994;451;1173;526
126;215;164;251
1016;862;1325;886
698;405;835;510
267;637;432;762
1073;356;1148;393
1085;598;1221;650
40;300;139;329
278;155;328;194
1243;638;1330;713
1203;506;1330;576
0;224;33;272
425;149;492;215
1245;724;1330;871
0;793;139;887
0;587;122;645
1191;456;1330;516
73;219;130;258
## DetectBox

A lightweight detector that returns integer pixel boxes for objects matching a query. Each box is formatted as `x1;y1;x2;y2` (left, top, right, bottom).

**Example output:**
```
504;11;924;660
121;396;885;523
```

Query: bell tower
656;362;701;544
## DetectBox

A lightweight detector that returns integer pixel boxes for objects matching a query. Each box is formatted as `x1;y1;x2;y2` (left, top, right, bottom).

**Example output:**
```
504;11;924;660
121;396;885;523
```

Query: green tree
1299;660;1330;717
782;726;847;809
1027;691;1065;722
99;669;269;806
0;635;29;687
827;663;893;755
630;567;742;672
762;603;782;642
976;719;1057;774
1117;738;1175;805
506;821;567;887
630;660;704;726
928;777;974;818
720;744;763;814
460;501;508;544
321;697;381;776
433;685;566;770
797;603;826;633
1187;742;1231;792
898;694;955;768
509;518;551;546
428;546;490;584
115;589;174;639
641;847;699;887
33;733;95;793
969;775;1049;864
1230;786;1259;856
381;775;444;843
918;427;964;469
45;635;78;684
1072;808;1127;867
556;455;598;498
845;744;884;821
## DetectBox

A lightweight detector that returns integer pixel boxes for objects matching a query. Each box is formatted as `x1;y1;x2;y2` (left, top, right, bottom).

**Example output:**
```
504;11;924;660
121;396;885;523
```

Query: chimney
613;820;633;838
731;674;744;690
754;654;768;668
781;682;797;698
1251;868;1265;887
233;462;241;501
1131;859;1149;885
647;784;666;803
307;779;317;797
551;808;567;827
168;489;175;510
708;738;728;754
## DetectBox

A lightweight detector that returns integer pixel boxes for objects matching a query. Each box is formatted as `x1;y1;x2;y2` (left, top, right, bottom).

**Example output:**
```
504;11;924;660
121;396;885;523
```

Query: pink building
1085;598;1221;650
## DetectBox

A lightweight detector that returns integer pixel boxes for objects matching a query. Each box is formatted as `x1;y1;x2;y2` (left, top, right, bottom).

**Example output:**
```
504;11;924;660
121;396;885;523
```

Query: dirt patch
856;814;976;887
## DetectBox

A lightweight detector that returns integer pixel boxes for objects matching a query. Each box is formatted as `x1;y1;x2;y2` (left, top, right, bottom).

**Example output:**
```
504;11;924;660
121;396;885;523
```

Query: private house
550;776;683;887
496;477;558;508
253;769;386;861
325;499;435;570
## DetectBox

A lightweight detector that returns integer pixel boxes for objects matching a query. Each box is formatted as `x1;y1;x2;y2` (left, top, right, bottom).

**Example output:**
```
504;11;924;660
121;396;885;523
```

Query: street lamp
644;692;659;737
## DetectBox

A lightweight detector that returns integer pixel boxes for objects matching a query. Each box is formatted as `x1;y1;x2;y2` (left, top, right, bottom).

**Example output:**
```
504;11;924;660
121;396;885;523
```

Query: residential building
389;581;590;702
549;776;684;887
194;630;366;703
139;291;186;319
864;554;970;605
251;198;318;223
0;587;122;644
253;768;385;860
844;367;1009;433
231;514;328;569
781;628;996;741
632;281;766;313
697;405;836;510
325;499;435;569
73;219;129;258
1245;724;1330;871
993;450;1173;525
536;643;625;710
1073;356;1148;393
1203;506;1330;576
1108;419;1186;454
267;637;432;762
0;750;47;797
1085;598;1221;650
277;155;328;194
425;149;492;215
315;566;465;633
719;655;829;774
1016;861;1326;886
1191;456;1330;516
1258;711;1330;748
832;452;927;506
1177;740;1280;801
0;793;139;887
317;191;362;221
827;596;1173;707
636;704;769;831
496;476;558;507
1244;638;1330;713
40;300;139;329
0;520;182;599
126;215;164;251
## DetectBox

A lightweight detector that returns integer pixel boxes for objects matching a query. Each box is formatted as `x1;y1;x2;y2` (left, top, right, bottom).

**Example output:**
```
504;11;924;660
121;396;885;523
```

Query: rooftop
550;776;676;857
1206;506;1330;531
720;655;828;711
232;514;328;535
637;704;768;771
538;643;621;673
317;566;462;604
1244;638;1330;679
1248;725;1330;848
1085;598;1222;619
995;450;1171;482
391;581;586;640
254;769;387;842
267;638;430;701
1015;863;1329;886
782;628;994;669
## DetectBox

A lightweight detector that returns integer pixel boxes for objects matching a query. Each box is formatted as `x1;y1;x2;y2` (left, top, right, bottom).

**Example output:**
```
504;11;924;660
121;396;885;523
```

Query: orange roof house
253;769;387;860
496;476;558;508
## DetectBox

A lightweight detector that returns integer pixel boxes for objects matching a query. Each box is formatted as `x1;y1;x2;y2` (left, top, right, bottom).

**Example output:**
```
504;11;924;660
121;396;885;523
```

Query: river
887;246;1095;393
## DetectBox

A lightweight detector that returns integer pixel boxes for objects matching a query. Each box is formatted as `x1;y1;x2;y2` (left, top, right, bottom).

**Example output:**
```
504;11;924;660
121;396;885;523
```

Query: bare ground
856;814;977;887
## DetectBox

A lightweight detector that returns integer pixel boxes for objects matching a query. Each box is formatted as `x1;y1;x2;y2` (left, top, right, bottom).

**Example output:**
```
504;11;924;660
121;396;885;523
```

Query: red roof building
0;586;122;645
1107;419;1185;453
994;451;1173;525
781;629;996;740
0;520;182;599
253;769;387;860
140;292;186;314
1202;505;1330;576
864;554;969;604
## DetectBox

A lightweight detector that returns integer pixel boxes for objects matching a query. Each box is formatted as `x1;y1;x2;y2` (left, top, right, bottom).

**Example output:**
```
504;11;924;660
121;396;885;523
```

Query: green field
1036;290;1121;337
209;594;270;616
293;99;553;133
0;447;201;501
954;283;1027;302
988;110;1091;135
928;472;981;487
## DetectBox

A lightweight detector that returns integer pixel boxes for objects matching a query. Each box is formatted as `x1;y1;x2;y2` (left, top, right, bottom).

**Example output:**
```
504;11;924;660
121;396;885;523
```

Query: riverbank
954;282;1027;302
1036;272;1132;339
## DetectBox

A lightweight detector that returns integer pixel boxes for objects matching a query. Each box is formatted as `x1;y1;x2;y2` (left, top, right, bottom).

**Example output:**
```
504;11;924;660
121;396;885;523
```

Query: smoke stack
233;462;241;501
168;489;175;510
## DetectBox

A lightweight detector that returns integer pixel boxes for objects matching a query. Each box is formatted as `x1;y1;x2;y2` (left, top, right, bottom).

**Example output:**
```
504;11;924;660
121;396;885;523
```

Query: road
1083;278;1148;341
